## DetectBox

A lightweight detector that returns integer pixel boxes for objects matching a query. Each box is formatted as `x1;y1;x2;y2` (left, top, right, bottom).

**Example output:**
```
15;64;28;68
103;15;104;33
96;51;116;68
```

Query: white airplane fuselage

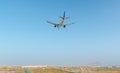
56;19;65;29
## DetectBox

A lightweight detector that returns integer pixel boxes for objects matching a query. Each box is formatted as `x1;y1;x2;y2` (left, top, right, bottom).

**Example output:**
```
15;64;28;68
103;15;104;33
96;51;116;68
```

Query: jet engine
63;25;66;28
54;25;56;27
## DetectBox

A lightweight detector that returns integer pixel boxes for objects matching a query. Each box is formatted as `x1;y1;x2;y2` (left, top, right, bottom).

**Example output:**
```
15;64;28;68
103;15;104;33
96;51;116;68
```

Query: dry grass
0;66;120;73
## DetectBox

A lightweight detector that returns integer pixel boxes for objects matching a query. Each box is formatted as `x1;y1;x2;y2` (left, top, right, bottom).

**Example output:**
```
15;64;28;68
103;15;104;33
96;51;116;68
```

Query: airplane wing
47;21;57;25
65;22;74;26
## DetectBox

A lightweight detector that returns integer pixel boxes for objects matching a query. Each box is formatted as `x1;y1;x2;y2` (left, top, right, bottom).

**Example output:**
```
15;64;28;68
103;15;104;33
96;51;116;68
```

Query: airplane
47;11;74;30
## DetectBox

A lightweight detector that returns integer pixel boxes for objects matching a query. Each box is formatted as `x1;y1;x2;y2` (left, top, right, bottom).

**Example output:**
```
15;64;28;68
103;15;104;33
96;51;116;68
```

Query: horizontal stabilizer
59;16;70;20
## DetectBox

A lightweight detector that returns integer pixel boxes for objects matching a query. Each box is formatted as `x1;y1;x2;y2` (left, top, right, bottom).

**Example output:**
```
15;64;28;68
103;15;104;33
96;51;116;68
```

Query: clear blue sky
0;0;120;66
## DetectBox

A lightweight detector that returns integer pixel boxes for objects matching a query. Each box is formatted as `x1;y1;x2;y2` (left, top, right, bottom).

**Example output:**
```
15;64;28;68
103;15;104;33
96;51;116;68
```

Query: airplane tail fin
59;11;70;20
63;11;65;18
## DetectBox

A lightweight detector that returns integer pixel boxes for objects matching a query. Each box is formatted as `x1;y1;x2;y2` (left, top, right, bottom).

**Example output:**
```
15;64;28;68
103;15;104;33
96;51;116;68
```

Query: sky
0;0;120;66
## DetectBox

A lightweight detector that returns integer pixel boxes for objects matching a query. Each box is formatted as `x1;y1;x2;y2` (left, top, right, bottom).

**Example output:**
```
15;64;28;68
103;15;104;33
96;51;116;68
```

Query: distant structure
22;65;47;68
87;61;102;67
